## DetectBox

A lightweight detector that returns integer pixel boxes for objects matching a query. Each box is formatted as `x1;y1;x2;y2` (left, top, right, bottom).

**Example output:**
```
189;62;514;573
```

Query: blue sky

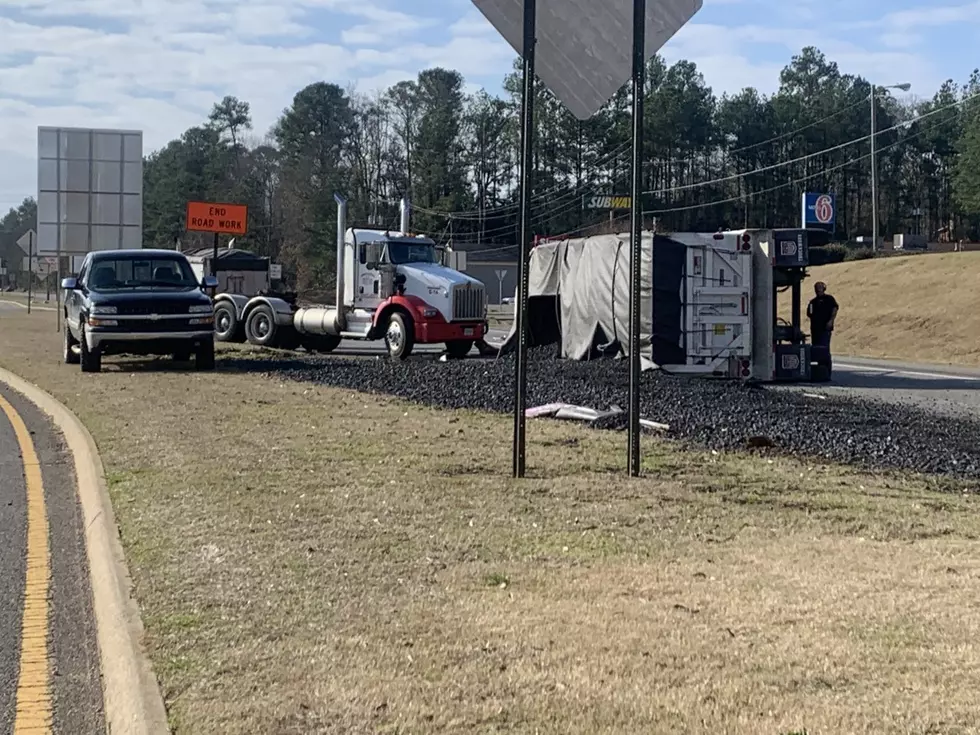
0;0;977;211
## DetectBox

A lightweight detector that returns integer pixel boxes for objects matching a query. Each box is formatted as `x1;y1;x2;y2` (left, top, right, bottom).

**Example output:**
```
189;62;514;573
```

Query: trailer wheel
245;305;277;347
214;302;244;342
445;340;473;359
384;312;414;360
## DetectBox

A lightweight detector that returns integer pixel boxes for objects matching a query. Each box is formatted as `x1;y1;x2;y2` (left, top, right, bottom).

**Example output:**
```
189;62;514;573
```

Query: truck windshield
387;241;437;265
86;257;198;291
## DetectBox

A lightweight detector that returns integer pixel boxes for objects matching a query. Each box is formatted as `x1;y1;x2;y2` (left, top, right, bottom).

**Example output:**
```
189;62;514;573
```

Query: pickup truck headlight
90;305;117;314
188;304;212;313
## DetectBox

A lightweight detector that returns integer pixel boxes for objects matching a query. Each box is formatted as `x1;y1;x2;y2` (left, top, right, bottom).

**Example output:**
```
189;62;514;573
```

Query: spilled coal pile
248;346;980;478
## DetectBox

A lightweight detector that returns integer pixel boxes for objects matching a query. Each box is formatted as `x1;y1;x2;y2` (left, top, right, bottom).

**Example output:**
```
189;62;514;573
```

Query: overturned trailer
500;228;826;382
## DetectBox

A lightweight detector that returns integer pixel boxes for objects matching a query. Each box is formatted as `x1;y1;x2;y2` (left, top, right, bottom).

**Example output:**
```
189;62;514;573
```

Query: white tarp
504;232;656;367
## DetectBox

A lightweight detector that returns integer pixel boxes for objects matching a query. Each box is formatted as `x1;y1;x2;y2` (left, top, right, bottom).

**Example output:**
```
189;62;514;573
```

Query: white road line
835;362;980;382
0;300;57;312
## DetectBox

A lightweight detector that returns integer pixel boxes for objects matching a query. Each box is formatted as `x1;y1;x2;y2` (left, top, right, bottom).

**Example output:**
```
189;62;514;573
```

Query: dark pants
812;329;832;374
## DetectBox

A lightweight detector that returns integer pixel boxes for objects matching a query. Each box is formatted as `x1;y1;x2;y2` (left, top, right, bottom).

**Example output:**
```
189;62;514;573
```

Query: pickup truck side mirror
61;277;77;290
202;275;219;289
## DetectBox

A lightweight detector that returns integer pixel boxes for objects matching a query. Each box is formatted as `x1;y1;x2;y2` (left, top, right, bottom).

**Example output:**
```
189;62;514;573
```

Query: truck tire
445;340;473;359
214;302;244;342
245;305;277;347
195;337;215;370
79;327;101;373
384;312;414;360
63;324;79;364
302;334;342;354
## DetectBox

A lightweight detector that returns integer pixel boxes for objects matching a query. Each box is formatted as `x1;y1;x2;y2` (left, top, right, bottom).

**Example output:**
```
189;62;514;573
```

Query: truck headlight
422;308;438;318
188;304;212;313
90;305;116;314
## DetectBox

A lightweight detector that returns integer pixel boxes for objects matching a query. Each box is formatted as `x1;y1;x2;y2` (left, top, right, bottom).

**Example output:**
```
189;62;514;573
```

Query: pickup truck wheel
445;340;473;359
79;327;101;373
195;337;215;370
63;324;80;364
385;312;414;360
214;303;244;342
245;305;277;347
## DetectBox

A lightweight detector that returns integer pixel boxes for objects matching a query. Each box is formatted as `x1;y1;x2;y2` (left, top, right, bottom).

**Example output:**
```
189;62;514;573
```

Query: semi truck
211;195;488;359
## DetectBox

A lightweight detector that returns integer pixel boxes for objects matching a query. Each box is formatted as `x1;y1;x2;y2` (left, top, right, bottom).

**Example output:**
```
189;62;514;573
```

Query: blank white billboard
36;126;143;255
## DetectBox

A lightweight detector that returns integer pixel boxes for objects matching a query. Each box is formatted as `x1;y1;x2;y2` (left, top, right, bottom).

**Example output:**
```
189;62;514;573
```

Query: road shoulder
0;368;169;734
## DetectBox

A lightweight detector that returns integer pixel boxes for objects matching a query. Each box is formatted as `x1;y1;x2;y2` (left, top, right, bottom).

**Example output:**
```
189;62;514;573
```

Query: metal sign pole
627;0;646;477
513;0;536;478
27;231;33;314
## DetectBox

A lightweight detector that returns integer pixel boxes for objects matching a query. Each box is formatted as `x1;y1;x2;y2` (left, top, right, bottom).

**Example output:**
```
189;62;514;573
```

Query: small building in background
448;241;518;304
183;246;271;295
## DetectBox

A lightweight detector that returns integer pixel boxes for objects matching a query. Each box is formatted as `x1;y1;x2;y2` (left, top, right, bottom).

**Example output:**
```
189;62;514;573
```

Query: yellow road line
0;392;53;733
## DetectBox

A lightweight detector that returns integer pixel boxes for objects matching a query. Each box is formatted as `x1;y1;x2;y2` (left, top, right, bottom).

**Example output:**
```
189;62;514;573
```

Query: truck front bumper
416;321;486;343
86;329;214;351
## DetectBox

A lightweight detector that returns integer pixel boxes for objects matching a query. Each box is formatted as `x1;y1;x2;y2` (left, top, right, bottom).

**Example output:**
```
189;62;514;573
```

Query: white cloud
0;0;971;212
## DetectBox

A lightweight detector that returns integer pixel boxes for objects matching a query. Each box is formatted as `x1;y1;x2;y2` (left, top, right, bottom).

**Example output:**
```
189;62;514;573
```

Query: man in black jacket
807;281;838;376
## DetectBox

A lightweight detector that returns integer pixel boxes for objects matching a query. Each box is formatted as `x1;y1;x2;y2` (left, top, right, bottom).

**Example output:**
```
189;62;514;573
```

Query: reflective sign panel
36;126;143;255
471;0;702;120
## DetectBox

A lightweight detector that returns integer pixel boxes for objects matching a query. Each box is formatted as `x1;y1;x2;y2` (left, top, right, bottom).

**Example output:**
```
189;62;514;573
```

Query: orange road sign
186;201;248;235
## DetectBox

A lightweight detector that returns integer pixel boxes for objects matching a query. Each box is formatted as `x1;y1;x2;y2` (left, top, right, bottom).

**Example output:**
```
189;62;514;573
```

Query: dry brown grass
3;309;980;733
792;251;980;366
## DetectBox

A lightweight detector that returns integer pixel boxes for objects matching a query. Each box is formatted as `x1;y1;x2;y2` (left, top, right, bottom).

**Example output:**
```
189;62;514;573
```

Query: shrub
809;244;848;265
845;247;876;261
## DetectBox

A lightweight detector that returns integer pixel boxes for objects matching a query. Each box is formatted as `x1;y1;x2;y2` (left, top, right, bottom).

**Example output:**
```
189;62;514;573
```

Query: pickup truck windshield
86;257;198;291
387;241;437;265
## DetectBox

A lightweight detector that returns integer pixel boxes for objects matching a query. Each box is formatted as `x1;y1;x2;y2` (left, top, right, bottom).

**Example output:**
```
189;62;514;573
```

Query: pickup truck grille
451;283;485;321
117;303;189;315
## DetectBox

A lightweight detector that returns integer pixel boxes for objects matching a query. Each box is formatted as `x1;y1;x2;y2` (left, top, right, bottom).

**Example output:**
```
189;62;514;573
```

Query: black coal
240;347;980;478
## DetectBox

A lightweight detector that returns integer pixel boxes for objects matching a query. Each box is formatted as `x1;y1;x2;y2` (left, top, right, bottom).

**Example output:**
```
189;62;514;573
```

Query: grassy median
2;308;980;733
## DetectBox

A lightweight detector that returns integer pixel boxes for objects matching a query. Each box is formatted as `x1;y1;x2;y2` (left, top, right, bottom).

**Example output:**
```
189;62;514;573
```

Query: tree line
2;46;980;291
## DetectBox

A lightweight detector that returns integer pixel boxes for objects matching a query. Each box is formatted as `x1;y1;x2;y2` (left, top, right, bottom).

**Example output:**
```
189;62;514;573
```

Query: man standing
807;281;838;376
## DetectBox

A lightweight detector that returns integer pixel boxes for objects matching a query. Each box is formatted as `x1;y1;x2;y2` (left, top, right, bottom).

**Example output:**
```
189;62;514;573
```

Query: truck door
353;241;382;309
685;238;752;363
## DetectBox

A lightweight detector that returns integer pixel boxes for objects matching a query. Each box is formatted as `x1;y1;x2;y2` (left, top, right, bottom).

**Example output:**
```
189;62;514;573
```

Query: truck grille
117;303;189;315
452;283;485;321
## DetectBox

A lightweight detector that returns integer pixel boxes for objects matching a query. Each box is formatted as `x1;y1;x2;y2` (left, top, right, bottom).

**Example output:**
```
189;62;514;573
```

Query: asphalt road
0;385;104;735
770;356;980;418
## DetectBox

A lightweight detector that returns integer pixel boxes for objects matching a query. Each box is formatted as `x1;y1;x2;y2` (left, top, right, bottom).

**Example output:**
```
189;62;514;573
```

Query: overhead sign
471;0;702;120
16;229;36;253
36;127;143;255
585;195;631;209
186;202;248;235
801;193;836;232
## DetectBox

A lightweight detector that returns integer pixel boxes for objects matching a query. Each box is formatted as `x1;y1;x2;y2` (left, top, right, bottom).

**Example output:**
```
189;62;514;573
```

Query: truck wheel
302;334;342;354
79;327;101;373
195;337;215;370
245;305;277;347
445;340;473;359
64;324;79;364
385;312;414;360
214;303;244;342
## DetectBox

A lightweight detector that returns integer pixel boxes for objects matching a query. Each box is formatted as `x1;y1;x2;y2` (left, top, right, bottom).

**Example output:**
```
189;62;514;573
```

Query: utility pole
870;82;911;251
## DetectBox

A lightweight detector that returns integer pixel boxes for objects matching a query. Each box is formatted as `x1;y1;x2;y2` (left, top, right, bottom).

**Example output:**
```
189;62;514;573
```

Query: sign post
494;268;508;304
185;201;248;284
472;0;701;477
627;0;645;477
27;231;33;314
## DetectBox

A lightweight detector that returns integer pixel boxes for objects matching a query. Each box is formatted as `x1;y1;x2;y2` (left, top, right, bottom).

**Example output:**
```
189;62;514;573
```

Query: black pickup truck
61;249;219;373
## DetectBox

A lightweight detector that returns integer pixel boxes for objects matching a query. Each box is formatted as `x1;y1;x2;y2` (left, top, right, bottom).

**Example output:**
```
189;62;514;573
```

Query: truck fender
370;296;428;339
213;292;249;319
242;295;295;326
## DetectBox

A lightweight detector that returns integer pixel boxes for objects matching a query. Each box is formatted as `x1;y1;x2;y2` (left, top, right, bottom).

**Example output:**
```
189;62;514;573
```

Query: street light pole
870;82;910;251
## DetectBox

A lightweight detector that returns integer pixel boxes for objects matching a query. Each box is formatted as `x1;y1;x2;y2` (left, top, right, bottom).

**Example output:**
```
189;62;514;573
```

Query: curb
0;367;170;734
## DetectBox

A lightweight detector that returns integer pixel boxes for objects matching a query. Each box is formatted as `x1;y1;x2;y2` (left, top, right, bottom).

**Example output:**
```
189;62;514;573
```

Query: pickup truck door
68;260;88;331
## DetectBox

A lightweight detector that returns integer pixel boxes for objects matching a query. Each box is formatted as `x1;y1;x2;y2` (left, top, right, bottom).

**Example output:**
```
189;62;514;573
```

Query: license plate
463;327;474;336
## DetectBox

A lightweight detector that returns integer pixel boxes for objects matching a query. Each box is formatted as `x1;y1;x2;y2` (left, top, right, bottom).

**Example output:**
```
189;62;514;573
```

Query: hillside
793;251;980;366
